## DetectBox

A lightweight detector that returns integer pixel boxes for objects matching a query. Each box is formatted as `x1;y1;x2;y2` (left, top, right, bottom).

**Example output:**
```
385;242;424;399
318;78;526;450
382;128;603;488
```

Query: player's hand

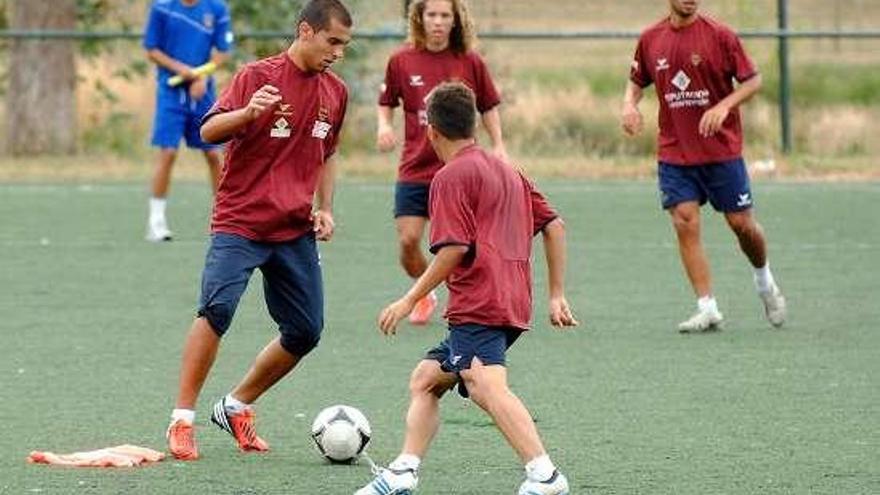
312;209;335;241
549;296;578;328
491;144;510;164
175;63;196;81
378;297;416;335
376;124;397;152
189;77;208;101
699;103;730;137
245;85;282;121
621;103;644;136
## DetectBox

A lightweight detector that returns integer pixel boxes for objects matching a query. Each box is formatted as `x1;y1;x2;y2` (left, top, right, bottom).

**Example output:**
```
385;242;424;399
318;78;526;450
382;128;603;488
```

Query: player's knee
409;363;449;398
727;214;757;237
671;211;699;234
461;371;508;407
279;319;323;357
198;304;234;337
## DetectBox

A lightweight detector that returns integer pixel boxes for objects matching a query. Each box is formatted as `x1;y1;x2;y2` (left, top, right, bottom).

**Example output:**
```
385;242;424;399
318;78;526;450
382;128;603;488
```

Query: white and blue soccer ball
310;405;371;463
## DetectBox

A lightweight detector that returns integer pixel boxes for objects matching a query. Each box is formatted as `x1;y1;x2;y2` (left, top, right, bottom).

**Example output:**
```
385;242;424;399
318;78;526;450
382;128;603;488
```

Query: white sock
753;263;775;293
224;394;249;414
525;454;556;482
149;197;167;223
171;408;195;424
697;296;718;314
389;453;421;472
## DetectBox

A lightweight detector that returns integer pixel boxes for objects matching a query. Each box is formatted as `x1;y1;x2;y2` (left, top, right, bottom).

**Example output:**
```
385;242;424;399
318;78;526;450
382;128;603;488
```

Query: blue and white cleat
518;470;570;495
354;467;418;495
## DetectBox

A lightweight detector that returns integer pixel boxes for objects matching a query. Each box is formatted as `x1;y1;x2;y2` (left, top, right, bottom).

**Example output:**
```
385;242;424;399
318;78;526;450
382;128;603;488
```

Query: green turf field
1;180;878;494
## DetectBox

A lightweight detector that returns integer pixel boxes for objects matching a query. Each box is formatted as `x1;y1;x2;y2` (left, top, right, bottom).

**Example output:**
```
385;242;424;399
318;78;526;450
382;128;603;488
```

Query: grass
0;180;878;494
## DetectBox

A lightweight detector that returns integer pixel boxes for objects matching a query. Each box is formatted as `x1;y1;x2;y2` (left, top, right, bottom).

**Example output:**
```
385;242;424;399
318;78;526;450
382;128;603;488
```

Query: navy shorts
658;158;753;212
425;323;523;398
197;232;323;356
394;182;430;218
151;86;219;151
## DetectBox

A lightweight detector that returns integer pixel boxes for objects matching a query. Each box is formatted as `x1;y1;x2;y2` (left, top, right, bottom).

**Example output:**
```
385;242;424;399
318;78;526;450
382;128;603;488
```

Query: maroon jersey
630;15;758;165
379;46;501;184
204;53;348;241
429;145;558;330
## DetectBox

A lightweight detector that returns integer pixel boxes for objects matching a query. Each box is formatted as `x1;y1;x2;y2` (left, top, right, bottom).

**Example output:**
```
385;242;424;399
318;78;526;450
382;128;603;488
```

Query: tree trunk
4;0;77;156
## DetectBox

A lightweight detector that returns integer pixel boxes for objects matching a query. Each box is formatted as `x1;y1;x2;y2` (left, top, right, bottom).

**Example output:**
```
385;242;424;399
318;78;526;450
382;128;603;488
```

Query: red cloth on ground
27;445;165;467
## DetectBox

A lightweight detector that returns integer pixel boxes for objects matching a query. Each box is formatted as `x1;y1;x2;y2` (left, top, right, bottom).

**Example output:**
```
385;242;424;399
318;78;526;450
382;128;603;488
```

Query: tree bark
4;0;77;156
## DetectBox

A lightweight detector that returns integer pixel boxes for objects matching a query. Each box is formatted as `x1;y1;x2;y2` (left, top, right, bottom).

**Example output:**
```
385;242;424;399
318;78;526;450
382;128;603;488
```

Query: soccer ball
310;405;371;463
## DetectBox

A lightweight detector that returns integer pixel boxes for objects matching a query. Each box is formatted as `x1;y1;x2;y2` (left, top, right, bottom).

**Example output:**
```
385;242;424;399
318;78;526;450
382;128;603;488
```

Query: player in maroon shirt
357;83;576;495
377;0;506;326
164;0;353;461
622;0;786;333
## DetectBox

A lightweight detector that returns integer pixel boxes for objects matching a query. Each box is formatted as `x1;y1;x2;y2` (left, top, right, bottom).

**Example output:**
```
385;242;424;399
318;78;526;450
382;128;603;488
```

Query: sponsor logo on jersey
665;70;710;109
271;117;292;138
656;58;670;72
409;75;425;87
671;70;691;91
275;103;294;116
312;121;332;139
311;106;332;139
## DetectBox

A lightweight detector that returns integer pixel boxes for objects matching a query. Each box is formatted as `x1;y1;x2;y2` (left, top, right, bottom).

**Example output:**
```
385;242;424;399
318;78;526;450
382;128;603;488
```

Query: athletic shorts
197;232;323;356
658;158;753;212
394;182;430;218
425;323;523;398
151;85;219;151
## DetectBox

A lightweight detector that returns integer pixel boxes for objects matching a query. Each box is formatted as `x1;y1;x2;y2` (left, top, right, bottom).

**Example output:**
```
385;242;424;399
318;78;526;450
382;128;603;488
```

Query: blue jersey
143;0;233;88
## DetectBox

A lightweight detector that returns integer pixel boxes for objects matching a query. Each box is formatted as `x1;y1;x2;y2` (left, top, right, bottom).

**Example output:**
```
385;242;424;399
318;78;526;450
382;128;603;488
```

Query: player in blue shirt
143;0;234;241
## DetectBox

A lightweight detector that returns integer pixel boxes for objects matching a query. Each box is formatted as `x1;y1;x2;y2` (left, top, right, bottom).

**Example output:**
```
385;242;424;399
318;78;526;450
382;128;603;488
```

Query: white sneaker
678;308;724;333
355;468;418;495
146;218;173;242
518;470;570;495
759;283;786;328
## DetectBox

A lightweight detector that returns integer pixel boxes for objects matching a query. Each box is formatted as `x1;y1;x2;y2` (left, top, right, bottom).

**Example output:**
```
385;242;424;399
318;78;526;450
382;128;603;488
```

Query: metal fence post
778;0;793;153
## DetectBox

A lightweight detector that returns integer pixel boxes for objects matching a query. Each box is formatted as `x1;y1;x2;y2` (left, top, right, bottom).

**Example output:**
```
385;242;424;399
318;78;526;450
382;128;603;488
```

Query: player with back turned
357;82;576;495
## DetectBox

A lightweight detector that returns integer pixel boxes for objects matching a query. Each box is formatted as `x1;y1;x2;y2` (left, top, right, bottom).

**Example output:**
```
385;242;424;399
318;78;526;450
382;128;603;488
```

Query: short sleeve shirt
143;0;234;88
379;46;501;184
203;53;348;242
630;15;758;165
429;145;558;330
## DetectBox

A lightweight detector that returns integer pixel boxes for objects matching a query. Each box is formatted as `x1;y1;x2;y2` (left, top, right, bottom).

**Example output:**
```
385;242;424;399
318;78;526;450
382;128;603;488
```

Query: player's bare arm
542;218;578;328
189;51;231;101
699;74;762;137
480;107;509;162
378;244;469;335
376;105;397;152
313;156;338;242
146;48;195;81
621;80;645;137
200;85;282;143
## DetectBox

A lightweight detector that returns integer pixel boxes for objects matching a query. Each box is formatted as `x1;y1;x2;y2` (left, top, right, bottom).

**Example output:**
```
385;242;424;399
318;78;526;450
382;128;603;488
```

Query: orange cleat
211;398;270;452
166;419;199;461
408;292;438;325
